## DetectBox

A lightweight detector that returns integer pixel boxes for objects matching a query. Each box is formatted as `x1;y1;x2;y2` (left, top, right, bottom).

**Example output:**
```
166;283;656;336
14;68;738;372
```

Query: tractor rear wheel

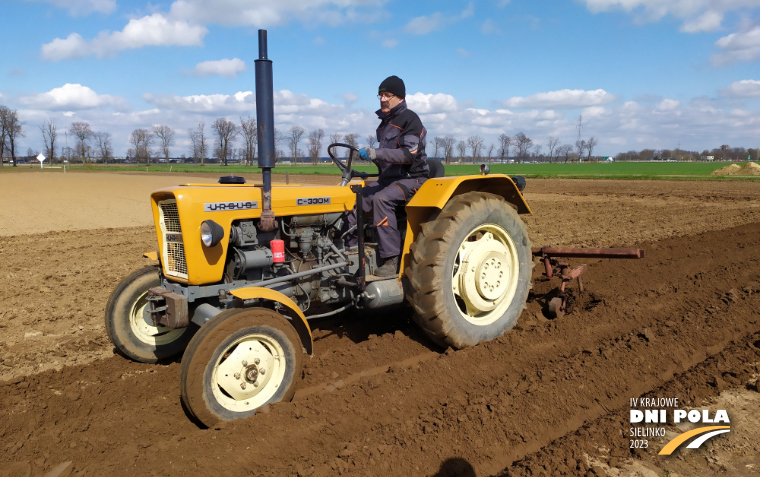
405;192;533;348
105;266;195;363
180;308;302;426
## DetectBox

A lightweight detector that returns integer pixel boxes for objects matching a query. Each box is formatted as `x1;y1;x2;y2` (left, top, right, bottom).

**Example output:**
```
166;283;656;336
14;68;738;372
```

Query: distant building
703;155;715;161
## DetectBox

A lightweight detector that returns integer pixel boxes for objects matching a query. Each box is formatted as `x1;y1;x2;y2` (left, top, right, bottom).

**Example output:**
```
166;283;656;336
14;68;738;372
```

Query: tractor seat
427;159;444;178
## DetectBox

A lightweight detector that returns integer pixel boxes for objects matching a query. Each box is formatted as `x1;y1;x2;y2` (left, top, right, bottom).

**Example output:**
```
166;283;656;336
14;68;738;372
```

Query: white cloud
579;0;760;33
38;0;116;16
502;89;618;109
342;93;358;104
40;13;208;61
403;3;475;35
720;79;760;97
712;26;760;65
142;89;345;117
656;99;681;111
406;93;459;114
382;39;398;48
405;12;444;34
457;48;471;57
143;91;255;114
680;10;723;33
18;83;129;111
192;58;246;78
582;106;609;118
481;19;500;34
168;0;386;28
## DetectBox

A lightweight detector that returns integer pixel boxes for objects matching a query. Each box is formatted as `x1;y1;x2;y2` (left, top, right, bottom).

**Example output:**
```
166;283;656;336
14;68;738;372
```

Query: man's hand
357;147;376;161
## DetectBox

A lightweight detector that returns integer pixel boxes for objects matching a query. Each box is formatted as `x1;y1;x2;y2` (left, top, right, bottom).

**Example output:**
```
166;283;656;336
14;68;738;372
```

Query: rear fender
400;175;532;274
229;287;313;355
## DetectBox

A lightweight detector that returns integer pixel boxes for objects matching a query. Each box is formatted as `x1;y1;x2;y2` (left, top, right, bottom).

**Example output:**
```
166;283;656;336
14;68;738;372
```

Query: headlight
200;220;225;247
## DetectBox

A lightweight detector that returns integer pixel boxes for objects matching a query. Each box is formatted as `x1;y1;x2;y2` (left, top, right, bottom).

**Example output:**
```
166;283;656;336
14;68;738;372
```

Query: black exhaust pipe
255;29;277;231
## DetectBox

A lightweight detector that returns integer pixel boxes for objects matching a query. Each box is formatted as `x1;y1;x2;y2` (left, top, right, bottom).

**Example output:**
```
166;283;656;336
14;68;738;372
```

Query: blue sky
2;0;760;159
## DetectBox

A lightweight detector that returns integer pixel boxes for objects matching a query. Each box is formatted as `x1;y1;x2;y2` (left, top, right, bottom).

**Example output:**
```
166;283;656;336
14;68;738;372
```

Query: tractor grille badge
204;201;258;212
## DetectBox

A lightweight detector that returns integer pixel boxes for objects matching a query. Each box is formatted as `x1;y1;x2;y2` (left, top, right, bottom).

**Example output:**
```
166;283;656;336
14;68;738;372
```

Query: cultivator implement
532;246;645;318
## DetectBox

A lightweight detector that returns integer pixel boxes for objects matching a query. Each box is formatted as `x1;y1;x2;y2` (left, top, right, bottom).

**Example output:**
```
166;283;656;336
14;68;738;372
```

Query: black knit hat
378;75;405;98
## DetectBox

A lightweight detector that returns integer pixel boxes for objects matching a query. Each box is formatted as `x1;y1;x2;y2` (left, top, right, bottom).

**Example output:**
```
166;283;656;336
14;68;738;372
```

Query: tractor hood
149;182;356;285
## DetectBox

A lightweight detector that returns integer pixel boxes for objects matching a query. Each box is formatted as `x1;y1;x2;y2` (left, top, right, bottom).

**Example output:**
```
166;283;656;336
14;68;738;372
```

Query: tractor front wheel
180;308;303;427
105;266;195;363
405;192;533;348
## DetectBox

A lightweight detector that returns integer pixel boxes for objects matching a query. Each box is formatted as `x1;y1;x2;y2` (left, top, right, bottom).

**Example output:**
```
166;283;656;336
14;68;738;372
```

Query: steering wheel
327;143;380;186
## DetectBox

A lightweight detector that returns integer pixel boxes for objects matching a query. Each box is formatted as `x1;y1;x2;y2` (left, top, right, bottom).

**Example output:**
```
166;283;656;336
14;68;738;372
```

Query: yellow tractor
104;31;533;427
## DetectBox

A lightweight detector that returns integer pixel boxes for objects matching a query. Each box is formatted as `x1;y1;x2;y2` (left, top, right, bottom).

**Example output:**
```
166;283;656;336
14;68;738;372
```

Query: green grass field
4;160;758;180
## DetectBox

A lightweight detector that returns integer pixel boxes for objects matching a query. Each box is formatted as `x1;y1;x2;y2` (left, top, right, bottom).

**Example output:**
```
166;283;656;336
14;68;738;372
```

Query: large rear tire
405;192;533;348
180;308;302;427
105;266;195;363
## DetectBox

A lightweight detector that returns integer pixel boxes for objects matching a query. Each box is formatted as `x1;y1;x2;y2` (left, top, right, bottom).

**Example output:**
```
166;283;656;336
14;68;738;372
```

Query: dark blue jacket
375;101;429;180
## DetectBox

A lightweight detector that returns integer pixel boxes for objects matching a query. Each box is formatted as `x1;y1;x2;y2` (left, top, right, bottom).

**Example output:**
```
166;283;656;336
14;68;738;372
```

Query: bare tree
95;132;113;163
130;129;153;165
533;144;542;161
487;143;495;160
70;122;93;164
308;129;324;165
514;132;532;163
212;118;238;166
557;144;573;163
498;134;511;162
546;136;559;163
586;136;598;162
39;118;57;164
432;137;444;160
575;139;587;162
466;135;484;162
271;128;285;163
4;108;24;167
442;135;455;164
456;140;466;163
365;134;377;149
189;122;208;164
239;116;257;165
343;133;359;158
0;106;10;168
152;125;175;163
288;125;306;163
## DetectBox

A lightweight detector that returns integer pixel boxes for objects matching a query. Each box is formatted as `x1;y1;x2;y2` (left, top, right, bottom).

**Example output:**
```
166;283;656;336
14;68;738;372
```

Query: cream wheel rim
451;223;520;326
129;291;185;345
211;333;287;412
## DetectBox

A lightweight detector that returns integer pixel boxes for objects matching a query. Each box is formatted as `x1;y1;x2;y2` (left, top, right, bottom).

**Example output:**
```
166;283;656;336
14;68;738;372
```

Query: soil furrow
1;221;759;476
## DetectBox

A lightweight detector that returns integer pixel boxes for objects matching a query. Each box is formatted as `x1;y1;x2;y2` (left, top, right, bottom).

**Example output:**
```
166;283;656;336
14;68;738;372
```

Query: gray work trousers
345;177;426;259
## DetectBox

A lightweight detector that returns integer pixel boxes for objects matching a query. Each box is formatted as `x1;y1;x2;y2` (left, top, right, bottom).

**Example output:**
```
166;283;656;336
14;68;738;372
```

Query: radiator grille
158;199;188;279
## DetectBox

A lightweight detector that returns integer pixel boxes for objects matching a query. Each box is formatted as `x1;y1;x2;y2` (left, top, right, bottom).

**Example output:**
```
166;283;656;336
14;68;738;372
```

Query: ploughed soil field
2;170;760;476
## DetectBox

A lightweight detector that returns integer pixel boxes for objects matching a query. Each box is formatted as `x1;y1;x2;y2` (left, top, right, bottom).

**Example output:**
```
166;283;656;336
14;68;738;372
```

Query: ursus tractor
106;31;540;427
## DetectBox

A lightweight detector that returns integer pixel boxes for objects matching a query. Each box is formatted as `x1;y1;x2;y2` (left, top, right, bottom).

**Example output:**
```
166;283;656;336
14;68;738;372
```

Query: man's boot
375;255;399;277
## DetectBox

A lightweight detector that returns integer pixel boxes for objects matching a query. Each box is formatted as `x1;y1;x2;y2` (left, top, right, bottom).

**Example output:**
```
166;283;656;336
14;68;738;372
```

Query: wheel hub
244;365;259;383
451;224;521;326
475;251;508;300
215;339;277;403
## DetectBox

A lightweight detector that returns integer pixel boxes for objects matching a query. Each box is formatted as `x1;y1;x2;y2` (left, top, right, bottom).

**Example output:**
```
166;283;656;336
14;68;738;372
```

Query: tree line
2;103;758;167
614;145;760;162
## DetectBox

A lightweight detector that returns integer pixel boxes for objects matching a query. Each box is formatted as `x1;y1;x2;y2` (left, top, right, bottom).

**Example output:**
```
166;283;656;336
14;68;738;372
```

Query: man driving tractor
346;75;430;277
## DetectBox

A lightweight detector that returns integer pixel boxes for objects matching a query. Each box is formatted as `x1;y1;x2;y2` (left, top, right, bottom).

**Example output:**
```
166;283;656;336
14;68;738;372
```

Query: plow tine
532;246;644;259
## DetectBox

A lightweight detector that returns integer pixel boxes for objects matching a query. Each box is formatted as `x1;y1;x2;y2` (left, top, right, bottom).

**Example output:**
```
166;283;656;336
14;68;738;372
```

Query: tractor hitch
532;246;644;318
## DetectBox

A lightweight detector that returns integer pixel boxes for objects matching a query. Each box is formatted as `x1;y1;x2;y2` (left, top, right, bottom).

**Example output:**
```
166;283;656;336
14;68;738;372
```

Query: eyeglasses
377;92;395;100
